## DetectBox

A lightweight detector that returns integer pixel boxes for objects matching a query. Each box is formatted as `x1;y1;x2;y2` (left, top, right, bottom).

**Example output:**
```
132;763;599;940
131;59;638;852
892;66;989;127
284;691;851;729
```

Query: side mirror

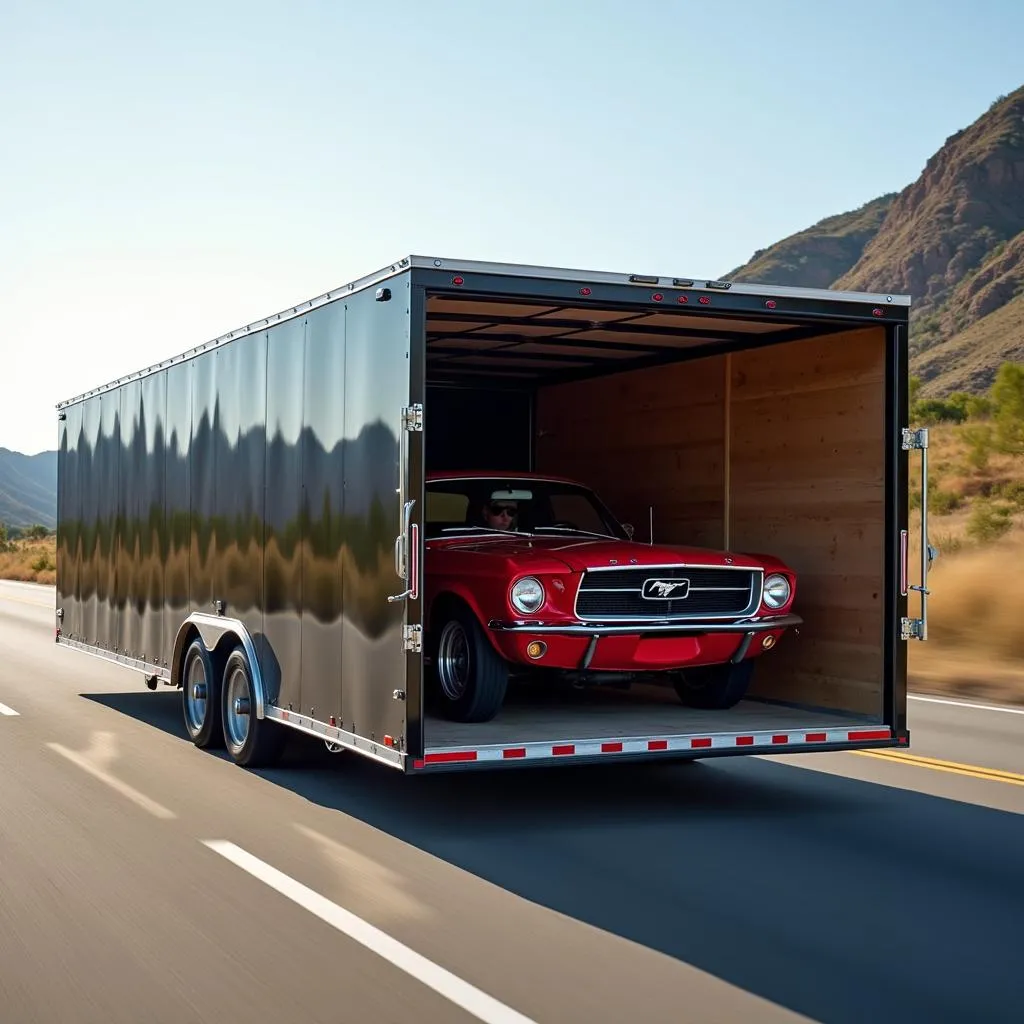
623;523;635;540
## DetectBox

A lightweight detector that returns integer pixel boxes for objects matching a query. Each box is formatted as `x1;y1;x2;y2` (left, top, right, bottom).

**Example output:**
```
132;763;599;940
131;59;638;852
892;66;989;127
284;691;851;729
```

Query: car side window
425;490;469;536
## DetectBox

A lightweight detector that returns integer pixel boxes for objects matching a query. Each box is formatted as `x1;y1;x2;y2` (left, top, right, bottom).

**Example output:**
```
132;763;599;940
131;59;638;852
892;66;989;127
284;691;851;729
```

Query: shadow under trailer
53;255;932;774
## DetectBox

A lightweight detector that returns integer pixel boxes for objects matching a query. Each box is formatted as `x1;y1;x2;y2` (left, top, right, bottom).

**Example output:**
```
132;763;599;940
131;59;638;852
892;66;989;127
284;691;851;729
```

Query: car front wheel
433;607;509;723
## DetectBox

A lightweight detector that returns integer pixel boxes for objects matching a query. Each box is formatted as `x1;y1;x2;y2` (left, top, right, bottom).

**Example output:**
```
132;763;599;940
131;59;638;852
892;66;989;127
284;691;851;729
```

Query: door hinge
401;404;423;431
901;617;925;641
403;624;423;653
902;427;929;451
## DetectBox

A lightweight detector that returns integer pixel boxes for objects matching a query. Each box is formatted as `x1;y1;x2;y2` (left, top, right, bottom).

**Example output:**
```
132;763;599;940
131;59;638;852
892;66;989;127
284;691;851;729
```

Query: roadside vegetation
906;361;1024;704
0;523;56;585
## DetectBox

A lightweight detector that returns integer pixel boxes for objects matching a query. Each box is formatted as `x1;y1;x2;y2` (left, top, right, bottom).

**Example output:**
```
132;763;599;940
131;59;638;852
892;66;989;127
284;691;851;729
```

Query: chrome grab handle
388;500;417;603
388;404;422;605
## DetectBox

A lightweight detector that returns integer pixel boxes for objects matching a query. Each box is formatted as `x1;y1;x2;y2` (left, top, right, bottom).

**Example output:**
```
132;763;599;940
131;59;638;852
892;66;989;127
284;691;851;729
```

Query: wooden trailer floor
423;683;880;750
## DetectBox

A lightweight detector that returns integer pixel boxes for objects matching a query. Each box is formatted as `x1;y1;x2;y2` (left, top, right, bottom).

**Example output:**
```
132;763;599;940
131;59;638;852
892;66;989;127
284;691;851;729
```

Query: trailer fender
171;613;267;721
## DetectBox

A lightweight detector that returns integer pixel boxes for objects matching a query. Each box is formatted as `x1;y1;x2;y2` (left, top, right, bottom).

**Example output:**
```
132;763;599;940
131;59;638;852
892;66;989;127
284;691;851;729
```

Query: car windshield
424;477;629;540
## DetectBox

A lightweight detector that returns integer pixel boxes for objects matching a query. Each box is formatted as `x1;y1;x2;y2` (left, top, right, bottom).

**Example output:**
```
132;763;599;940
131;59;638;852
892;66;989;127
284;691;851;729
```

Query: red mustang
422;471;801;723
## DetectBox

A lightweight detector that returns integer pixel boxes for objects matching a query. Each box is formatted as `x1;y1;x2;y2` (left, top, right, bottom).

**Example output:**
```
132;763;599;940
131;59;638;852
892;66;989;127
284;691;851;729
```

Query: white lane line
910;694;1024;716
47;731;176;820
0;702;20;716
202;839;537;1024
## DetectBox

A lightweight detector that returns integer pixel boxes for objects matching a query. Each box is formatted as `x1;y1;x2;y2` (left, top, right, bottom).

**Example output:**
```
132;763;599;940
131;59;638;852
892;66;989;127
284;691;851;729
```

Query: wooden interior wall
534;325;888;718
534;353;727;549
729;327;886;716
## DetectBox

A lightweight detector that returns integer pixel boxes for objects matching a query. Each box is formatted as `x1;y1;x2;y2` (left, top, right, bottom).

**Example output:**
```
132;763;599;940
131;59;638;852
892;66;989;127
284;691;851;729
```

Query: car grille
574;567;760;620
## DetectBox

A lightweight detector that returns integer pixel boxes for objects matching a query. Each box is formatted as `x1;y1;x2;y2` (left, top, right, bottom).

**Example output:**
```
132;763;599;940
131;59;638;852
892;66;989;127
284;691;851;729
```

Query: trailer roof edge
406;254;913;306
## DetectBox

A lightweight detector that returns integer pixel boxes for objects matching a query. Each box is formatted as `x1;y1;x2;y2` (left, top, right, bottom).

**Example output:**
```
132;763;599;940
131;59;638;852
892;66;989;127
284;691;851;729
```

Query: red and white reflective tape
413;726;893;768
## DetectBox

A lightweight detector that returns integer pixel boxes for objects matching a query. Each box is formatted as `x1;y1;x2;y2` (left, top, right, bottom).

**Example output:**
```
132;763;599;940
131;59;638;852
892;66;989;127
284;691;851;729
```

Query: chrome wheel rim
184;655;207;733
223;663;251;751
437;621;470;701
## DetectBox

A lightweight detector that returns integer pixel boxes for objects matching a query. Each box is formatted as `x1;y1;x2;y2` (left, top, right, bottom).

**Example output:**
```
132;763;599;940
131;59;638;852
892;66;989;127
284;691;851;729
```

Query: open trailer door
305;274;422;769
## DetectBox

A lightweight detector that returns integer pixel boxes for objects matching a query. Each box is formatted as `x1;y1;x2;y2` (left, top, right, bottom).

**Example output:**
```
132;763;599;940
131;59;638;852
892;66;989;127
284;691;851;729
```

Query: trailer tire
433;606;509;723
672;659;755;710
221;645;286;768
182;638;224;749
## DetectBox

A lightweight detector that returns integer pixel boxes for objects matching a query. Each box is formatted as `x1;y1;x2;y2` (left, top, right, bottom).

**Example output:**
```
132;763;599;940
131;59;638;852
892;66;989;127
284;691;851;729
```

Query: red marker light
579;287;592;296
651;292;663;302
677;295;688;304
699;296;711;305
872;307;884;317
765;300;777;310
452;276;465;286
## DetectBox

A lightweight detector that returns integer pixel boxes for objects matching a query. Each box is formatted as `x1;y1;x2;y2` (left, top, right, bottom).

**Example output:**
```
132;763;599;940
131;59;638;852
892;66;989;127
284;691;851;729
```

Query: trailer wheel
220;645;286;768
182;638;223;749
672;659;755;710
433;607;509;723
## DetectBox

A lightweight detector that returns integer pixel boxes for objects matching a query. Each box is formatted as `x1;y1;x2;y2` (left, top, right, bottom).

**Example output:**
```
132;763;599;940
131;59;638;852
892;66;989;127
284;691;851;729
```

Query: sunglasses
488;505;518;516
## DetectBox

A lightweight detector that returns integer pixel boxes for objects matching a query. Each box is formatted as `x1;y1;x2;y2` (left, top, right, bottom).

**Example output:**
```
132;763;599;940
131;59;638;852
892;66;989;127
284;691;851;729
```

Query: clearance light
698;296;711;305
872;308;885;317
651;292;664;302
452;276;465;286
579;287;592;296
526;641;547;659
677;295;689;304
765;300;777;310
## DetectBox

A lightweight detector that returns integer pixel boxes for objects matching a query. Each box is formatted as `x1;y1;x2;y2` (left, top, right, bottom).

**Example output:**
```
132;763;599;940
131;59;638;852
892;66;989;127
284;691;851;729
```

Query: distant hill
0;449;57;530
725;85;1024;397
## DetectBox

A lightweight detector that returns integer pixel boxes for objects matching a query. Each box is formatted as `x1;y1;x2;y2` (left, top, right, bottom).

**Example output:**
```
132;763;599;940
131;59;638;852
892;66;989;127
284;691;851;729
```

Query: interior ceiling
424;294;841;387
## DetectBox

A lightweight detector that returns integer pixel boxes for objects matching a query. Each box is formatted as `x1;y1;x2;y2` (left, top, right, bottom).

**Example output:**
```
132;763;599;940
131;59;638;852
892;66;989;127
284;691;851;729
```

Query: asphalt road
1;579;1022;1024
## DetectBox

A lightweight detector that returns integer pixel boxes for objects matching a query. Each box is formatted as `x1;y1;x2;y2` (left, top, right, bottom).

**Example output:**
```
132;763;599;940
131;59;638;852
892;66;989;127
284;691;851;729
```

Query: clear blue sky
2;0;1021;454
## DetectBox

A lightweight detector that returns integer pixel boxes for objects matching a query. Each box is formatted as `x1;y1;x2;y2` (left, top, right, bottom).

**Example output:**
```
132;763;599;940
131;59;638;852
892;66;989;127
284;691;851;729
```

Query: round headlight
763;573;791;609
510;577;545;614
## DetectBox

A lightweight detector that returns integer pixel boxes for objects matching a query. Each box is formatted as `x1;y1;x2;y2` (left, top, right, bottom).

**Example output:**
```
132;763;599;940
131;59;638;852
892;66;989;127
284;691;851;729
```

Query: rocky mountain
723;194;898;289
726;85;1024;397
0;449;57;530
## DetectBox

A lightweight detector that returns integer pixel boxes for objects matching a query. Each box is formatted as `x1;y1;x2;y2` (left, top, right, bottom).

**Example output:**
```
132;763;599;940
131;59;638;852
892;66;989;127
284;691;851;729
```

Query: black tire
672;659;755;710
220;645;287;768
432;605;509;723
181;638;223;749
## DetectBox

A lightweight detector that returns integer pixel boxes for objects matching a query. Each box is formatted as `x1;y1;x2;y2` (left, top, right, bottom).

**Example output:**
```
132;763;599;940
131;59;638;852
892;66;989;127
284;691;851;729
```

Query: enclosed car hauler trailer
55;255;928;773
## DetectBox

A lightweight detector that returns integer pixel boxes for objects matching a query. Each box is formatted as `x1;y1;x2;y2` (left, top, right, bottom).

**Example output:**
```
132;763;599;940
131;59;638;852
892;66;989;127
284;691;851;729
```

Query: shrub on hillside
961;423;995;470
991;362;1024;455
997;480;1024;508
909;476;962;514
965;500;1014;543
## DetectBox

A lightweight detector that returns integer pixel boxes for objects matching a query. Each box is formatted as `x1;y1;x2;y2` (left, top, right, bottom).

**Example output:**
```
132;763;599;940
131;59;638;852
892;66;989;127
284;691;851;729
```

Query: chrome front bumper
486;613;803;636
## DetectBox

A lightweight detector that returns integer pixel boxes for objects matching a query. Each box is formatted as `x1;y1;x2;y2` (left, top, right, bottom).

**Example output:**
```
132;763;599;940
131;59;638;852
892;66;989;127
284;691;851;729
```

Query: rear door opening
410;272;906;770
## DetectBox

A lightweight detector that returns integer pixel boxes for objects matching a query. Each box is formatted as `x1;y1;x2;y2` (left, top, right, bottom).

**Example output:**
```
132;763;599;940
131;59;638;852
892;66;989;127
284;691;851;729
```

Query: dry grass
907;531;1024;706
0;535;57;585
905;421;1024;704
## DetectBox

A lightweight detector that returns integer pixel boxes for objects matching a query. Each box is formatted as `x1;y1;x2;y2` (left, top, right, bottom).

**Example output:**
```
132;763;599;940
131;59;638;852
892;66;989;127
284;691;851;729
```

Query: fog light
762;634;777;650
526;641;547;659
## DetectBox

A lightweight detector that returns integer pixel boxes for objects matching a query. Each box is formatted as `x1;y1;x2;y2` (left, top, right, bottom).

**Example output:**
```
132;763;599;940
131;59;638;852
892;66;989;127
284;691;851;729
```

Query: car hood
427;533;767;573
